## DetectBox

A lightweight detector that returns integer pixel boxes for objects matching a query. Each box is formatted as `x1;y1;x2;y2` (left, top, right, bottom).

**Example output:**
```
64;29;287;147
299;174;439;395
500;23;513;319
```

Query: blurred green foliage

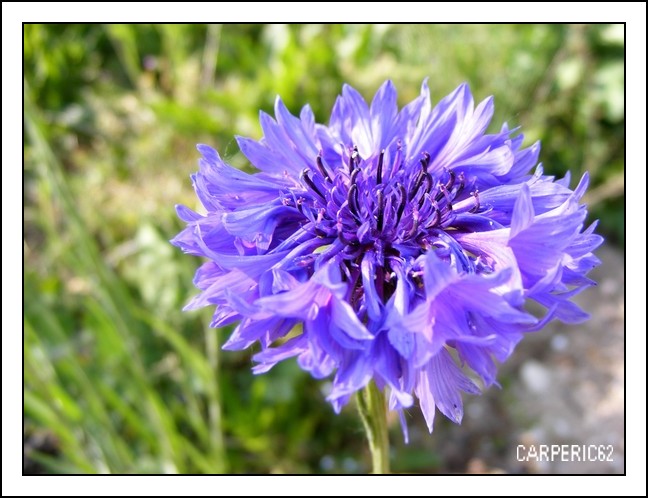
24;24;624;474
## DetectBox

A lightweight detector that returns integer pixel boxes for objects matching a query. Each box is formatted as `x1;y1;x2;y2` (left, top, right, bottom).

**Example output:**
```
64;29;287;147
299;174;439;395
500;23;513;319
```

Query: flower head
172;80;602;437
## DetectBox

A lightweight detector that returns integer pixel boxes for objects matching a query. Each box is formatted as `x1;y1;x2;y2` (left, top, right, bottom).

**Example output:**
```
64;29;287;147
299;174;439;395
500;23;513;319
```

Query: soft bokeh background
24;24;624;474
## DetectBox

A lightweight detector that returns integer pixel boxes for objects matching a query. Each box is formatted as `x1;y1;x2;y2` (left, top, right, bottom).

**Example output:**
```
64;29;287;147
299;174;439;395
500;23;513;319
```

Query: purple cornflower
172;81;602;437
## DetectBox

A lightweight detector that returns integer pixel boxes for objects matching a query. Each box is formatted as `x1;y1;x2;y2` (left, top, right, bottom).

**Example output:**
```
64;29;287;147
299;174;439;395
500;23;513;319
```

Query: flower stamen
425;202;440;228
469;190;480;213
337;218;354;245
455;172;466;197
409;170;425;201
349;145;359;173
350;167;361;187
406;209;420;239
438;184;453;211
302;168;325;200
420;152;431;172
395;183;407;226
377;150;384;185
348;183;360;219
418;173;433;209
445;168;456;191
376;189;384;232
316;153;332;182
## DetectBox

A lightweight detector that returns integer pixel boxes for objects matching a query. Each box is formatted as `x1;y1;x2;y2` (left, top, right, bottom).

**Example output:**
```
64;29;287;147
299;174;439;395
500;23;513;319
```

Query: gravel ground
423;243;625;474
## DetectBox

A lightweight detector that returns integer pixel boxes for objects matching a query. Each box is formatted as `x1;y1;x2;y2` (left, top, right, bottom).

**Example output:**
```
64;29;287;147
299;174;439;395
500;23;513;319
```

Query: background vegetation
24;24;624;474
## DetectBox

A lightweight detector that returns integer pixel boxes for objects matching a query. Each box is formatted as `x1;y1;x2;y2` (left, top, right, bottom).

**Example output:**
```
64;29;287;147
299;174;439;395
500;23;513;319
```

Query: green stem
356;381;390;474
